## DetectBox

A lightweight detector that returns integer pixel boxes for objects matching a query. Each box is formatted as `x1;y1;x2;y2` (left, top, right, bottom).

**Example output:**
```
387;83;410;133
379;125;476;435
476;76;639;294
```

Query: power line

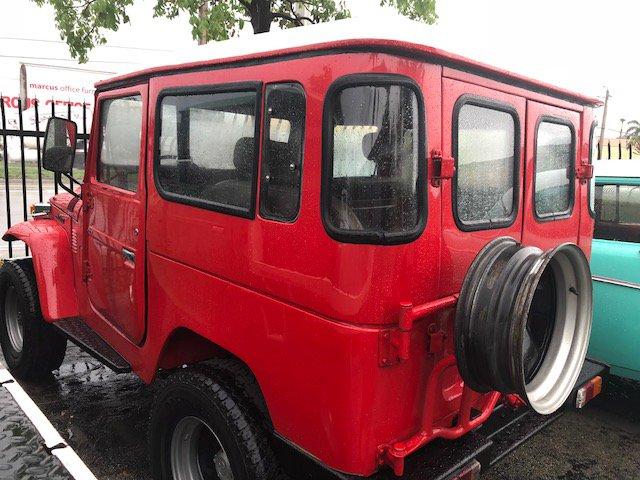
0;54;144;65
0;36;174;53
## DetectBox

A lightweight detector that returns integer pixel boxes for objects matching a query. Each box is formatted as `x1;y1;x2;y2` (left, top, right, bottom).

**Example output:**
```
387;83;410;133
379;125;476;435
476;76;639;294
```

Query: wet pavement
1;345;639;480
0;380;72;480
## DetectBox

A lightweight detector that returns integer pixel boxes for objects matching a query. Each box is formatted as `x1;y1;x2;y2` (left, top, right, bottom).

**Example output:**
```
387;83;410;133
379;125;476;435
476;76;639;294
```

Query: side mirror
42;117;77;174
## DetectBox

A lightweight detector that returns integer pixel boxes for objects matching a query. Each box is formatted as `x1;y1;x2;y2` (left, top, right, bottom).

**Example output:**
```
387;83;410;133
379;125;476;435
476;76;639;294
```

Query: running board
53;318;131;373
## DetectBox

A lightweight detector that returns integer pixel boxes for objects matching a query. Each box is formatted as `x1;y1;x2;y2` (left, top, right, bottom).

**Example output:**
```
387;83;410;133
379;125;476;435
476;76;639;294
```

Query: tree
33;0;437;63
625;120;640;154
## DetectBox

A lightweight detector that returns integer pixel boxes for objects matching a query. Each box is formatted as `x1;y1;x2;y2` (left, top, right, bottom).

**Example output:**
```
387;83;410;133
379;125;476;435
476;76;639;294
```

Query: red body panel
5;43;597;477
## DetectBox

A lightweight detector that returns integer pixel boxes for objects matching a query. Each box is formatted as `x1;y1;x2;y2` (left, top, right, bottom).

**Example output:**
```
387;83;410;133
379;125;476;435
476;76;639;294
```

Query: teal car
589;160;640;380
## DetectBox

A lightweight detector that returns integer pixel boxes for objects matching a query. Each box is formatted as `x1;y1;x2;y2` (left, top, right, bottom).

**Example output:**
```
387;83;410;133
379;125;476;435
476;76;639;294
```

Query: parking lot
0;345;638;480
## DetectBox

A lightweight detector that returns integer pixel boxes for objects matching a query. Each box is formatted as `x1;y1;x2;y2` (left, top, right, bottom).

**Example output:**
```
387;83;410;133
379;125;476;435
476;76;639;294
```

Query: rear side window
588;122;598;216
535;120;574;218
323;76;425;244
594;184;640;243
98;95;143;192
157;87;260;217
454;100;518;229
259;83;306;222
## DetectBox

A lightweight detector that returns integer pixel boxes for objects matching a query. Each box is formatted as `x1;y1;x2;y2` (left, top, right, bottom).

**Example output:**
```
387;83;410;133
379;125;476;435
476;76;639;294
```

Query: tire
0;259;67;380
149;366;278;480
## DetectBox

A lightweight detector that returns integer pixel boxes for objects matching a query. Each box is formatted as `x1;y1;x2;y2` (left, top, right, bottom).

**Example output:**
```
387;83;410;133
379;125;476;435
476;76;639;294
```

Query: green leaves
380;0;437;23
32;0;437;63
33;0;135;63
626;120;640;154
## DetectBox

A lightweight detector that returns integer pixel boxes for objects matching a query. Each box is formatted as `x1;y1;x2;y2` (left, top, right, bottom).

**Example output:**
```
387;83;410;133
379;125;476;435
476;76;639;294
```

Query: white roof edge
594;160;640;178
174;17;435;65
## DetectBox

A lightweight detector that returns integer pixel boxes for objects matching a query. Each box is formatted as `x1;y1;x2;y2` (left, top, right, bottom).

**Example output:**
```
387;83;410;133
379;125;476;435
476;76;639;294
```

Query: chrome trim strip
592;275;640;291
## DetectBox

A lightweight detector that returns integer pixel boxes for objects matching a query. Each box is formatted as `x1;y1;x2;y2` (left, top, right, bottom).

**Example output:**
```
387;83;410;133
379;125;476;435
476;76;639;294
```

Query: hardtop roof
96;18;601;107
595;160;640;179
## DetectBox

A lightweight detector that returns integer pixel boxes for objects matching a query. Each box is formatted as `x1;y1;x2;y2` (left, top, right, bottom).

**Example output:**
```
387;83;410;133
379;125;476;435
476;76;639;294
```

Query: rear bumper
275;358;609;480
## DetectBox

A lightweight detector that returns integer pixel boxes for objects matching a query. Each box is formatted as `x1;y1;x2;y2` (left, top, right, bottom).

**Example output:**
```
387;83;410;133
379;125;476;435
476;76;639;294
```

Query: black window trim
153;81;263;219
533;115;576;222
96;93;144;194
587;120;598;218
321;73;427;245
259;81;306;223
452;94;521;232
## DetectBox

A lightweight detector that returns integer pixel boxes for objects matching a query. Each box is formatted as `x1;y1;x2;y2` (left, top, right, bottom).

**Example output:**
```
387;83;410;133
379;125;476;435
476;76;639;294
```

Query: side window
323;77;425;244
588;121;598;216
157;88;259;217
454;101;518;229
98;95;143;192
534;120;574;218
594;184;640;243
259;83;306;222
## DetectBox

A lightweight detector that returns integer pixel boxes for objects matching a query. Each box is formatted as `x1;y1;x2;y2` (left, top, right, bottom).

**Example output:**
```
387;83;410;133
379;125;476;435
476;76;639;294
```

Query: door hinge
82;260;92;282
431;150;456;186
576;163;594;181
378;329;403;367
83;194;94;212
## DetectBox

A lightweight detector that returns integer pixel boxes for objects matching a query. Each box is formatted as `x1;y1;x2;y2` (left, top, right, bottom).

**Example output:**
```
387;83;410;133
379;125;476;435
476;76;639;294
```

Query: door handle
122;248;135;263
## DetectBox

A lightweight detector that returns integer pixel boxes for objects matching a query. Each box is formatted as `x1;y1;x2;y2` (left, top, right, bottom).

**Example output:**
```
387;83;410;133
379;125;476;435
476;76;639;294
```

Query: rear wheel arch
156;328;273;429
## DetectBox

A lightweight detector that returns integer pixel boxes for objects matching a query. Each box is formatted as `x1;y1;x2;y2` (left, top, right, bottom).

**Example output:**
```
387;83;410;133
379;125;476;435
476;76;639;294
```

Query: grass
0;162;84;181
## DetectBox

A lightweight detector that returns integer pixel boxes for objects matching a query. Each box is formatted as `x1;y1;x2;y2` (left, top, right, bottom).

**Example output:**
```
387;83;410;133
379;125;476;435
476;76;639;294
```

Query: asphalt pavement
0;345;638;480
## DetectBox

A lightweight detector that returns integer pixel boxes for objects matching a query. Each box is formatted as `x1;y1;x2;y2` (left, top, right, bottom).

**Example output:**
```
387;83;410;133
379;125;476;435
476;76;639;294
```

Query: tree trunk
250;0;273;33
198;1;209;44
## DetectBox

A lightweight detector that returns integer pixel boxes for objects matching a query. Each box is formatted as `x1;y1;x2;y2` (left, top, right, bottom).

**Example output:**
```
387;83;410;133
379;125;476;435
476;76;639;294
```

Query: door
85;85;147;344
521;101;581;248
440;78;526;294
590;178;640;378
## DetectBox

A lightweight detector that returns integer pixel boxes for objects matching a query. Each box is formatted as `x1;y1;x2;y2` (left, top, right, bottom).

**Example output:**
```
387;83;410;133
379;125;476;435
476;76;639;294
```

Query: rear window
156;87;260;217
594;183;640;243
535;120;574;218
454;100;518;229
322;76;425;244
588;122;598;216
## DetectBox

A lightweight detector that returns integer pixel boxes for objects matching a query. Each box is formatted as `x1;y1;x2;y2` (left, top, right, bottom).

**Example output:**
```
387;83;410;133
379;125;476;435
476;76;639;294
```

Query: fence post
51;100;58;195
0;96;12;257
34;100;43;202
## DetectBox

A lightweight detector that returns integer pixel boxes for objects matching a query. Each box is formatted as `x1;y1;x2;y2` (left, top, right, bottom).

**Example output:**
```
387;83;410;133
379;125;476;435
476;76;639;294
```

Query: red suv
0;31;605;480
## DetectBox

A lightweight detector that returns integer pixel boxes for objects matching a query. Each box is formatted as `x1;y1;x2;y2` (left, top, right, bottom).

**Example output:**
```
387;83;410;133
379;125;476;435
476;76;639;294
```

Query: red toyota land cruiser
0;26;606;480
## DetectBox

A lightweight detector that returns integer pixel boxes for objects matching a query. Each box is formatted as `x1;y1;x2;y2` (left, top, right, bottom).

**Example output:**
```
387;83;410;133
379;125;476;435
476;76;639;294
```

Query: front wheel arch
3;219;78;320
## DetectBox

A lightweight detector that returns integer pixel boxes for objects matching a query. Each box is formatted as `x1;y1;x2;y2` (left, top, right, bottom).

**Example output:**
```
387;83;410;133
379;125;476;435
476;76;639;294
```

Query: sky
1;0;638;137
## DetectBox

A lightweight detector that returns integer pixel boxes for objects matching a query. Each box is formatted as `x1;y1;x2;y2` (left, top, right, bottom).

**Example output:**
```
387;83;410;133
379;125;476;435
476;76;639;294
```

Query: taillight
576;376;603;408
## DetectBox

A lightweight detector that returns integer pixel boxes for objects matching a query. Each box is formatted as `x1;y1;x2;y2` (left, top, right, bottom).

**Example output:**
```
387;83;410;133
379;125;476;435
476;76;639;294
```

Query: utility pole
598;87;610;151
619;118;626;138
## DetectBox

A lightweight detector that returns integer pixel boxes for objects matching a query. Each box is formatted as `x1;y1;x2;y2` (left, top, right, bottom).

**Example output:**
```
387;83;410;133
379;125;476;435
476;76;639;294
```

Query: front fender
3;219;79;320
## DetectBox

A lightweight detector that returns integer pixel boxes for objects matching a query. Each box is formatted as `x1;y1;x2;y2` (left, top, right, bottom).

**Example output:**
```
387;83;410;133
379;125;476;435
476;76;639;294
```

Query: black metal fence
0;97;89;258
597;141;636;160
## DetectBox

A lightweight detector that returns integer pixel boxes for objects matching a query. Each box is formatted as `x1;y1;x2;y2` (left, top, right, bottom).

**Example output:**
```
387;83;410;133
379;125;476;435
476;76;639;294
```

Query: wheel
149;366;278;480
0;259;67;379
